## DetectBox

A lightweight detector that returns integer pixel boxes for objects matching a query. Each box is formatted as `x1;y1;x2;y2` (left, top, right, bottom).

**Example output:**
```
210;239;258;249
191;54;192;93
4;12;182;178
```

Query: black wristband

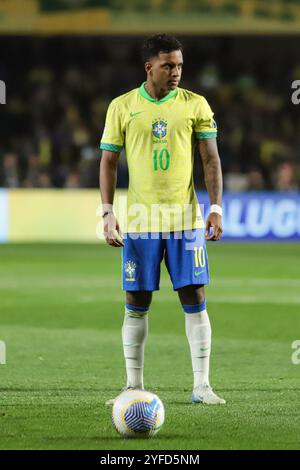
102;211;113;218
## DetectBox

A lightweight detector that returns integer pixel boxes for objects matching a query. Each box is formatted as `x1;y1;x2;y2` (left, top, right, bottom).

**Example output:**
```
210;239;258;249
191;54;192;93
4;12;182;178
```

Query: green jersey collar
139;81;178;104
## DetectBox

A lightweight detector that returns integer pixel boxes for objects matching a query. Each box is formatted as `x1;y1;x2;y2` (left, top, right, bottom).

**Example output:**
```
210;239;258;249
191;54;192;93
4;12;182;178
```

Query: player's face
146;50;183;91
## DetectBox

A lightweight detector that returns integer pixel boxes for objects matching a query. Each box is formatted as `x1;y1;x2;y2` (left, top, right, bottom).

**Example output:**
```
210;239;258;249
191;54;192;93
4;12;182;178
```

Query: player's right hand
103;213;124;248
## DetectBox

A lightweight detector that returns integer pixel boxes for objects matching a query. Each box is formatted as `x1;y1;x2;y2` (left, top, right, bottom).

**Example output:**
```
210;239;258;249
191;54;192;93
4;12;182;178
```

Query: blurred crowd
0;36;299;191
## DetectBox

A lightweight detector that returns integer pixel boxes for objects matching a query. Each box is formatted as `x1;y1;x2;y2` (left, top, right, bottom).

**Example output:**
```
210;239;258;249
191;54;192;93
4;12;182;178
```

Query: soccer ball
112;389;165;438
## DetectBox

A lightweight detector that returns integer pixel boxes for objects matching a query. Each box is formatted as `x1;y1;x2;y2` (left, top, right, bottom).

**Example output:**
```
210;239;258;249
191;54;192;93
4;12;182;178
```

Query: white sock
185;309;211;389
122;306;148;389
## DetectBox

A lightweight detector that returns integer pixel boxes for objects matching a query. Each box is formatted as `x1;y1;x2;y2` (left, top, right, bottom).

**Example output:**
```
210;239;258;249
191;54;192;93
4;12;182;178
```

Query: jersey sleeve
194;96;218;139
100;100;124;153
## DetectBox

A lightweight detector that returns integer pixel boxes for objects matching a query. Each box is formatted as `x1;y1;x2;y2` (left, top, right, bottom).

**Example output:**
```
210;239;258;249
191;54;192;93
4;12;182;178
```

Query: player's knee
178;285;205;305
126;291;152;310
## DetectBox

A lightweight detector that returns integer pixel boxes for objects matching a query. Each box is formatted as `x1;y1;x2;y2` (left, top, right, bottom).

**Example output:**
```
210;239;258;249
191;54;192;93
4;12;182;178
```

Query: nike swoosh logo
194;270;205;276
129;111;144;118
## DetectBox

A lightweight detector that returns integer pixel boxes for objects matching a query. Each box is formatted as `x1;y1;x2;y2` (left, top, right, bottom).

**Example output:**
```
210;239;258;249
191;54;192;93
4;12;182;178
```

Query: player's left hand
103;213;124;247
205;213;223;241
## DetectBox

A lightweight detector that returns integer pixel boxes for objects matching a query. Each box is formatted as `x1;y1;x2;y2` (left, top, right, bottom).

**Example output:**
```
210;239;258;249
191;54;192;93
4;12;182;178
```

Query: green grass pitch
0;242;300;450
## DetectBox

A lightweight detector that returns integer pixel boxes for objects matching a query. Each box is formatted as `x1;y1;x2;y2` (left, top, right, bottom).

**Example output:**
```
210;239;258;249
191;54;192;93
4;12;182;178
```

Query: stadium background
0;0;300;451
0;0;300;242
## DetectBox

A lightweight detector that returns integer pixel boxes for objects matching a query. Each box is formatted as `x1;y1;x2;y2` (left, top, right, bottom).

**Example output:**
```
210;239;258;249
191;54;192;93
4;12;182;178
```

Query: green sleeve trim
100;143;123;152
195;131;217;139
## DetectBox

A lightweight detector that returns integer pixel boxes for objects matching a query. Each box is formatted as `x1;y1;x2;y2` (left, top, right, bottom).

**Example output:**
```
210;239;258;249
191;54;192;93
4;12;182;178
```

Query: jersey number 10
194;247;206;268
153;148;170;171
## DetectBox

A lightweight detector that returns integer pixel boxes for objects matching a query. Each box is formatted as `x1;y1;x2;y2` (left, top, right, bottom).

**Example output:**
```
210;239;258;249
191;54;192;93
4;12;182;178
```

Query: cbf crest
125;260;137;281
152;119;167;139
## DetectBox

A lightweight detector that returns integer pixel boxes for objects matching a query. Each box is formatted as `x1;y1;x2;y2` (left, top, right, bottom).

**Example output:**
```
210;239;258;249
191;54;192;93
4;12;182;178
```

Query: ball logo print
124;399;159;432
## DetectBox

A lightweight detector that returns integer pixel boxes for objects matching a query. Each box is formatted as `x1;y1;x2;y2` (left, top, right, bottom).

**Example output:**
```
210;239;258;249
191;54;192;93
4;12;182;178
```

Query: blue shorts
122;229;210;291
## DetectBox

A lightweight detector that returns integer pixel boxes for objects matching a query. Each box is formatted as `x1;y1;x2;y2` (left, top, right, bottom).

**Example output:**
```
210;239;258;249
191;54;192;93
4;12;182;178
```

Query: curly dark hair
141;33;183;62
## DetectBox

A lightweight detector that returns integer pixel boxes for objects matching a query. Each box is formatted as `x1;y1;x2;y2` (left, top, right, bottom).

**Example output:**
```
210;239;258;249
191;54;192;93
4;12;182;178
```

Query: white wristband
210;204;222;216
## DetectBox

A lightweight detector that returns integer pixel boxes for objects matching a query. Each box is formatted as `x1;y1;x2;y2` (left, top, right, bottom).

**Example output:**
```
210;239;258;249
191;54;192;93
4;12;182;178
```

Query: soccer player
100;34;225;405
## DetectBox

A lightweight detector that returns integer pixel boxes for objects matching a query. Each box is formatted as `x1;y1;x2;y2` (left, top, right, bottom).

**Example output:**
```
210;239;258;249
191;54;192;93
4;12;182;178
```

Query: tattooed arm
198;137;223;241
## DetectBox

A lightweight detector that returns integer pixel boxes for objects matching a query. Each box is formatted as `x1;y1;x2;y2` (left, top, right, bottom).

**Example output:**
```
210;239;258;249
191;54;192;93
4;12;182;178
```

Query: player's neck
144;81;170;101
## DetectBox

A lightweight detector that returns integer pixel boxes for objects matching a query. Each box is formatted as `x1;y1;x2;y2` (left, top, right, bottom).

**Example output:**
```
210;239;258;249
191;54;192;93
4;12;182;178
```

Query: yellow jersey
100;82;217;233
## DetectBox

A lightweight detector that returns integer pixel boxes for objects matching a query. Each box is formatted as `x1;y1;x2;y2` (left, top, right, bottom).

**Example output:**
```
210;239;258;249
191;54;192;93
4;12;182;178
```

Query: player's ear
145;62;152;74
